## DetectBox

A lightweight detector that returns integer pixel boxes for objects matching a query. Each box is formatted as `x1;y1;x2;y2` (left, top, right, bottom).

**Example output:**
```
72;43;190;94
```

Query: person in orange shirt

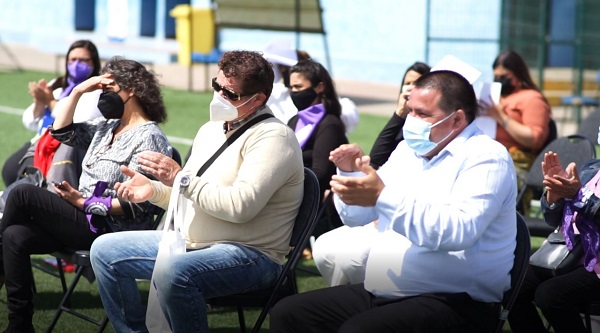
483;50;552;209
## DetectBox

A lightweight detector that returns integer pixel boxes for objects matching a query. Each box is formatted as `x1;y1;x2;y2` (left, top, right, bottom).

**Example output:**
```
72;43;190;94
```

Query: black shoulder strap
196;113;274;177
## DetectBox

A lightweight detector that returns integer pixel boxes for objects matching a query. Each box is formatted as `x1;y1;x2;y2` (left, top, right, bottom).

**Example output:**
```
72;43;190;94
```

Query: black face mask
290;88;318;111
495;75;516;96
97;91;126;119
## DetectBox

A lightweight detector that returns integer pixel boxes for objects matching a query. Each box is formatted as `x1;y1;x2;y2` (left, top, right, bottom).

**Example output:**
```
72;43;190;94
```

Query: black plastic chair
495;212;531;333
207;167;321;333
576;107;600;143
42;205;168;333
45;250;109;333
517;135;596;237
583;301;600;333
545;118;558;148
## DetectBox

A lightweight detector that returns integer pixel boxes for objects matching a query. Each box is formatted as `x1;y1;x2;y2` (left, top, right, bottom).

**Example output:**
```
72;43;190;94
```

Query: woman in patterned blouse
0;56;172;333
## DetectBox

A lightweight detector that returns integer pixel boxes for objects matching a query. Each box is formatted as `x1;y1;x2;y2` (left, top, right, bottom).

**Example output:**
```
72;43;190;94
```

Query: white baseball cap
263;39;298;67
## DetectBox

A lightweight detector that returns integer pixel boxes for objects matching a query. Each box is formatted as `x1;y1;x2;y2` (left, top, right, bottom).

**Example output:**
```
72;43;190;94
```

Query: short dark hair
218;50;275;101
414;70;477;123
101;56;167;124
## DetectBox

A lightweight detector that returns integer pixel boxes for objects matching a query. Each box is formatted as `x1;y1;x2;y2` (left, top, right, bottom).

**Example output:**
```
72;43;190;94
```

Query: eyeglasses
86;144;111;168
211;77;248;101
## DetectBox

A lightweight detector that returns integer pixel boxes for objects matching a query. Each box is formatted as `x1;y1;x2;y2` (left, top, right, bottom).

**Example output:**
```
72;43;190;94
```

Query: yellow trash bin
170;4;215;66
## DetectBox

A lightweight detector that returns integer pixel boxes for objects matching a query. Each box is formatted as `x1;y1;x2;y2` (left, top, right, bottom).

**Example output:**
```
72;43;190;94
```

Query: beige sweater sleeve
149;180;172;209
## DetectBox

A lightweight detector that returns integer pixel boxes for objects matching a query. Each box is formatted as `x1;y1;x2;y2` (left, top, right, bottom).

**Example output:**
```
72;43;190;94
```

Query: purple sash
295;104;326;149
562;170;600;273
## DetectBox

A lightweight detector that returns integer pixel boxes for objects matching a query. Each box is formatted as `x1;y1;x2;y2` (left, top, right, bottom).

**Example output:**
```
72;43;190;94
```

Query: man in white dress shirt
270;70;517;333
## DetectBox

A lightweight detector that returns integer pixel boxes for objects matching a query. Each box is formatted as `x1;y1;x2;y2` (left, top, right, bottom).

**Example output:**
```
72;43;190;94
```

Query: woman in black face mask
483;50;552;209
0;56;172;333
286;60;348;258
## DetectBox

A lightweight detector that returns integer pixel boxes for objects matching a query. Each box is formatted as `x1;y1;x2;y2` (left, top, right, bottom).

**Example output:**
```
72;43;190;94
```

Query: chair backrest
277;168;321;293
290;168;321;248
496;212;531;333
171;146;183;167
544;118;558;148
517;134;596;204
206;167;321;333
248;167;319;330
150;147;184;230
577;108;600;143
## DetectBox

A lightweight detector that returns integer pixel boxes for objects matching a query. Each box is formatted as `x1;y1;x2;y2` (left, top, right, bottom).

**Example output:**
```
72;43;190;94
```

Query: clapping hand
329;143;366;172
542;151;581;203
28;79;54;106
330;153;384;206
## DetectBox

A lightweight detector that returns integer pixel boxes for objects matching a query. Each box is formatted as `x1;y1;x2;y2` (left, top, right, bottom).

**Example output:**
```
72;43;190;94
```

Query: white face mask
209;91;256;122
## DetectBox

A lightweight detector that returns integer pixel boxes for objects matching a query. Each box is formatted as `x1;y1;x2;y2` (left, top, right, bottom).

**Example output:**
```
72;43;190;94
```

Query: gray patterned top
51;117;172;231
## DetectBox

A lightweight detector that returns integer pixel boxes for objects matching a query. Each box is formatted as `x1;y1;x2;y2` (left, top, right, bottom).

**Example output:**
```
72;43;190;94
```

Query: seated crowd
2;40;592;333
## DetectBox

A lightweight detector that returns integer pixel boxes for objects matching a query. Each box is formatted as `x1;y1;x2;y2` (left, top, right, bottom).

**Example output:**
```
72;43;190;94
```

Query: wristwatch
179;175;191;193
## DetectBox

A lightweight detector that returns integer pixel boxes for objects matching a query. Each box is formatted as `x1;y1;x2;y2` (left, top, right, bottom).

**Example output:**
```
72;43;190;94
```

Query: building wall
0;0;502;84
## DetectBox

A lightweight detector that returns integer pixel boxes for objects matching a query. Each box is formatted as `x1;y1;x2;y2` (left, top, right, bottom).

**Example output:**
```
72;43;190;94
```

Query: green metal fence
426;0;600;96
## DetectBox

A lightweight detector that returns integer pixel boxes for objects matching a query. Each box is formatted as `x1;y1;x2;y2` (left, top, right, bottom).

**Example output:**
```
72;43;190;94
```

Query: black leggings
0;184;106;330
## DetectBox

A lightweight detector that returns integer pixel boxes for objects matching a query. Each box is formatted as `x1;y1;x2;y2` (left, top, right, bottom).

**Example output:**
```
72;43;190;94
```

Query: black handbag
529;228;584;276
0;166;46;213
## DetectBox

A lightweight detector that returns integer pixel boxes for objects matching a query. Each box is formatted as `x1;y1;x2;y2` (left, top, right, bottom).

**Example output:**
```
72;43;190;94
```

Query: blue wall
0;0;502;84
548;0;575;67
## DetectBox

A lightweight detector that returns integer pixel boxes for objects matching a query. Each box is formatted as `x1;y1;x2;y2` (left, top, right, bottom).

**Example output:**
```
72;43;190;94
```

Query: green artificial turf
0;69;389;190
0;69;387;331
0;69;525;332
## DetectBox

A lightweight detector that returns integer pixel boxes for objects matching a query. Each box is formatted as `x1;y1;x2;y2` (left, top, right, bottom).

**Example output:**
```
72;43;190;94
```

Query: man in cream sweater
90;50;304;333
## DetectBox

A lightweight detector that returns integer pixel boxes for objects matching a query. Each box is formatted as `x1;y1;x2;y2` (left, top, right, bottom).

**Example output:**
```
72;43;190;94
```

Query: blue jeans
90;230;282;333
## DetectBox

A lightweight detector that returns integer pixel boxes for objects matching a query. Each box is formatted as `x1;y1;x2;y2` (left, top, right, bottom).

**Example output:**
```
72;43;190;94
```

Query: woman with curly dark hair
0;56;171;333
100;56;167;123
